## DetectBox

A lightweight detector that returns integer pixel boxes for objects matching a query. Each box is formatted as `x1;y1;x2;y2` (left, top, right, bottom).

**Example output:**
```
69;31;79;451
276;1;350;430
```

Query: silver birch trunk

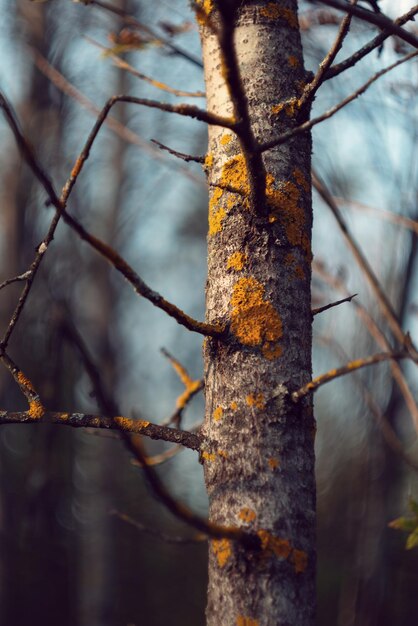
200;2;316;624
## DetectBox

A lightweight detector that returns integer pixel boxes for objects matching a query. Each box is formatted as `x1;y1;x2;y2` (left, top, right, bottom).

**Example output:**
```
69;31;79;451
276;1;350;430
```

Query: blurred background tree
0;0;417;624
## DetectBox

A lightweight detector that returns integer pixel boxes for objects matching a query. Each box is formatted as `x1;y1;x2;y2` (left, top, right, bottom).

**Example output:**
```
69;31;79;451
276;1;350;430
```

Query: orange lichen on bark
291;548;308;573
205;153;214;168
230;276;283;359
257;529;292;559
71;157;83;179
213;406;224;422
227;251;247;271
268;457;280;470
209;154;249;236
293;167;310;192
212;538;232;568
17;370;35;392
260;3;298;28
230;401;238;411
288;55;300;67
220;133;233;146
218;449;229;459
266;174;311;260
28;398;45;419
271;97;300;118
202;451;216;462
238;507;257;523
195;0;215;26
114;416;150;430
236;616;259;626
246;393;265;410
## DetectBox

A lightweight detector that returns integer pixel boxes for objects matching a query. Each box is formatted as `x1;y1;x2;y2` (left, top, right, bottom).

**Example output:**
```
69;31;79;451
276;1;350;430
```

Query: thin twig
111;510;207;543
151;139;204;163
32;49;204;186
335;196;418;235
161;348;204;426
84;0;203;68
86;37;205;98
313;261;418;434
312;171;408;347
293;350;416;400
325;4;418;80
315;333;418;472
300;0;359;109
0;410;203;450
0;92;225;340
312;293;357;315
258;50;418;153
309;0;418;49
0;271;32;292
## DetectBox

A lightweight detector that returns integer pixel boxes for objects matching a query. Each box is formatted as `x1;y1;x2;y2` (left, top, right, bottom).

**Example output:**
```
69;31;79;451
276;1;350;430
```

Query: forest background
0;0;418;624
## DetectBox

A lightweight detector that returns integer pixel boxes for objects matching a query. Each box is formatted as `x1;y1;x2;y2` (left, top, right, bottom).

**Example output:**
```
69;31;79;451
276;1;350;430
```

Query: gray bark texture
199;1;316;625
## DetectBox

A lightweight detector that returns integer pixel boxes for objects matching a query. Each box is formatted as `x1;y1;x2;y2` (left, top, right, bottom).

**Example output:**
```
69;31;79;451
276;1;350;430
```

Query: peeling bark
200;2;316;624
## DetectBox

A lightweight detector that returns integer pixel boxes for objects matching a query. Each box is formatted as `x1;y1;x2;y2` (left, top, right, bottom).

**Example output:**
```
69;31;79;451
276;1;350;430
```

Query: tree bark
200;2;316;624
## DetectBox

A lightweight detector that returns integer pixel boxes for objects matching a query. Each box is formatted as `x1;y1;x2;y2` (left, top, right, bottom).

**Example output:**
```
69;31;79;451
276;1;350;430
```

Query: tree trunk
200;2;316;624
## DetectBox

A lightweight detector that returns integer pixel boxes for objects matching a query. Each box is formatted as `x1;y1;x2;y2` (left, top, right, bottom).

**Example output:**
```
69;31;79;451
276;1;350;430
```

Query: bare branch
82;0;203;68
325;4;418;80
112;510;207;544
0;271;32;292
32;49;204;186
314;261;418;434
312;293;357;315
293;350;416;400
309;0;418;49
258;50;418;153
151;139;204;163
315;334;418;472
86;37;205;97
0;92;225;340
312;172;409;347
0;410;203;451
300;0;359;108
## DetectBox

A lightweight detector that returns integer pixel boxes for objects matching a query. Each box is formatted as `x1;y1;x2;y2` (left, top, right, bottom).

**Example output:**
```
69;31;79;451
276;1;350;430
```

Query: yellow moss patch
236;616;259;626
213;406;224;422
246;393;265;410
220;133;233;146
291;549;308;573
239;507;257;523
202;451;216;462
288;55;300;67
212;538;232;568
260;3;298;28
230;276;283;360
230;401;238;411
227;251;247;271
28;399;45;419
257;530;292;559
268;457;280;470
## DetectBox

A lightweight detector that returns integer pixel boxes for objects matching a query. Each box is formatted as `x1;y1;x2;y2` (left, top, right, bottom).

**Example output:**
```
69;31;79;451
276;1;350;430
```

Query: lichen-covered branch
0;410;203;451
